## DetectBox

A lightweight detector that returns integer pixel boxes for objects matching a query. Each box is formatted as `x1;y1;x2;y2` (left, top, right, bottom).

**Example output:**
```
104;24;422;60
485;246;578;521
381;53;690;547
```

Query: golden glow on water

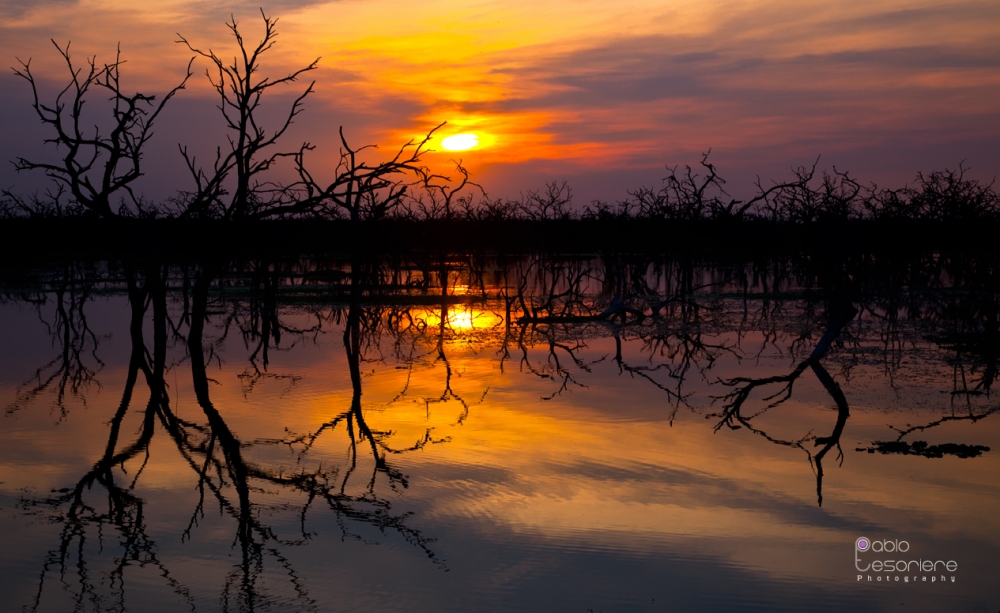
133;332;1000;557
2;291;1000;610
408;305;503;332
5;343;1000;548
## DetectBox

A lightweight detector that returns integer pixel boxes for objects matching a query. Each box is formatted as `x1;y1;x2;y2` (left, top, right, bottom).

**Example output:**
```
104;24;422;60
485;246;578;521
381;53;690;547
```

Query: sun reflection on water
412;304;503;332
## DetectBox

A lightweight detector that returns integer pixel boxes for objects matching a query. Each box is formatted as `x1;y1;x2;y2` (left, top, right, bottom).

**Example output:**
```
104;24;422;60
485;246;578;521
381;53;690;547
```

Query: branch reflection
7;249;1000;611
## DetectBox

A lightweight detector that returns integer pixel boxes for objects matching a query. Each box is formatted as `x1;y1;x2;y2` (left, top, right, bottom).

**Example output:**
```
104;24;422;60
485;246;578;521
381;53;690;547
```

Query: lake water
1;253;997;612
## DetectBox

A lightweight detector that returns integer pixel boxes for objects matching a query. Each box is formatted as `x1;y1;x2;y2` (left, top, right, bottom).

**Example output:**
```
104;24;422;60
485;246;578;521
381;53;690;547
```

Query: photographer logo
854;536;957;583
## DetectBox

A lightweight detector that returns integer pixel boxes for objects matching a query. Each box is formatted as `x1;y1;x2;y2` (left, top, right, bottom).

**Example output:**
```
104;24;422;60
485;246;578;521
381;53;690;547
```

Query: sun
441;133;479;151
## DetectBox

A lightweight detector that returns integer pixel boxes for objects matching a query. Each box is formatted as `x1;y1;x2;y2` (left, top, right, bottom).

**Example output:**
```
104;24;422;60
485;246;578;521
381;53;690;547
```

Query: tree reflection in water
6;262;104;420
4;249;998;611
497;251;998;506
15;260;451;612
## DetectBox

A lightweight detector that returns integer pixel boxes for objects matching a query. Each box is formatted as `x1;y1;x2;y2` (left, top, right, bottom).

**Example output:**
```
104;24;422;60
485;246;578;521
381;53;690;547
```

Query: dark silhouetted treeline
1;214;999;260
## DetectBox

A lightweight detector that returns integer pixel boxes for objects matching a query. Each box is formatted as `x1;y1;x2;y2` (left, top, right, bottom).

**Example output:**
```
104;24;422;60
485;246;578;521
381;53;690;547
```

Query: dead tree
405;160;482;221
177;10;318;219
519;181;573;220
11;41;192;217
613;152;820;221
290;124;444;225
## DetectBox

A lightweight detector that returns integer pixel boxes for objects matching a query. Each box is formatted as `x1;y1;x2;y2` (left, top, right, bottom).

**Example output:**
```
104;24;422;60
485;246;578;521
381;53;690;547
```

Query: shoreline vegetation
2;217;999;259
2;11;998;258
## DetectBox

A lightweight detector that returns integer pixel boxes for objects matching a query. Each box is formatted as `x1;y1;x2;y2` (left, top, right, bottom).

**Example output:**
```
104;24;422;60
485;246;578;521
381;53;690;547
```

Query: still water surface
1;255;997;612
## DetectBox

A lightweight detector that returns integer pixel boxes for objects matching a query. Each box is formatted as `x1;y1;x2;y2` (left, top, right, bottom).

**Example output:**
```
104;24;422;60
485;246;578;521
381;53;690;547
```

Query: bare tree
11;41;192;218
404;160;482;221
177;10;319;219
607;152;821;221
290;124;444;225
519;181;573;220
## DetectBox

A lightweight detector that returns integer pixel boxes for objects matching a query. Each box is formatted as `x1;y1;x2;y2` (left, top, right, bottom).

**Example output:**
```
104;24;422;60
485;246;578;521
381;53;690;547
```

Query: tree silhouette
290;124;444;225
176;10;318;219
11;41;192;218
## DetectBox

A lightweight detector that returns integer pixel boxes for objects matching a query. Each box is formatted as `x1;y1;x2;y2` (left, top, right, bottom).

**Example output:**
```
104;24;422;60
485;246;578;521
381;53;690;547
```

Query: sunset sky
1;0;998;202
